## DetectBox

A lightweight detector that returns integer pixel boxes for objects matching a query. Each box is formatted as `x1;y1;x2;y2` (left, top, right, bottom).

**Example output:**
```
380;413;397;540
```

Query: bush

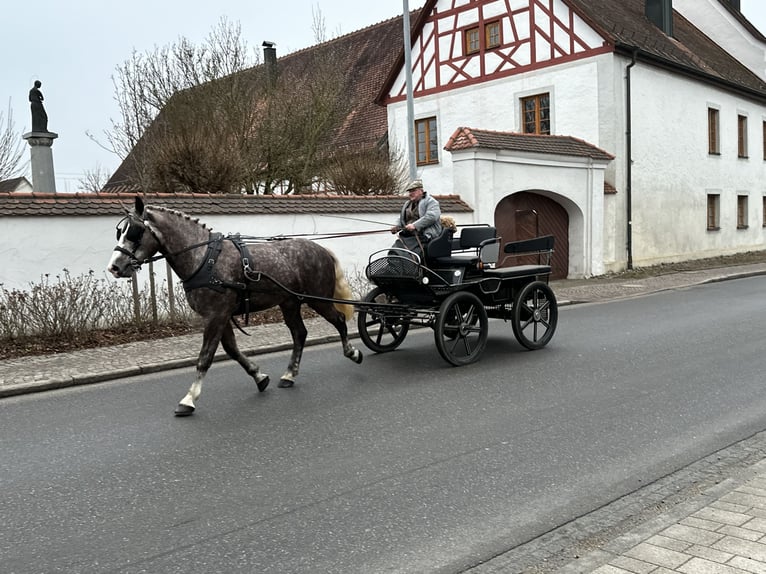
0;269;195;343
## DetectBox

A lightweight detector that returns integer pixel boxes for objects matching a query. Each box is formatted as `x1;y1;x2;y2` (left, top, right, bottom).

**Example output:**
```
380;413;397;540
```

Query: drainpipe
625;50;637;270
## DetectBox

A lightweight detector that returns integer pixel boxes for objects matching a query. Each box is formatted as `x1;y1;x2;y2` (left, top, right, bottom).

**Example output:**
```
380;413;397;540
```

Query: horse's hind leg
310;301;363;365
175;318;226;416
277;301;308;388
220;321;270;392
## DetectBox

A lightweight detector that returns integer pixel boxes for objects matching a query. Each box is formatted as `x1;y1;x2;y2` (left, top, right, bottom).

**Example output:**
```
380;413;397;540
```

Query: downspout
625;50;637;270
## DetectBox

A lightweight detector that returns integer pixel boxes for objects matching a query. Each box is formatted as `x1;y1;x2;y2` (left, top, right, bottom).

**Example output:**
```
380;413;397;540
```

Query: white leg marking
179;379;203;408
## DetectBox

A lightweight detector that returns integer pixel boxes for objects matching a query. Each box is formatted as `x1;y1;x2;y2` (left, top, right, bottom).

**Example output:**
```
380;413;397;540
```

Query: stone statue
29;80;48;133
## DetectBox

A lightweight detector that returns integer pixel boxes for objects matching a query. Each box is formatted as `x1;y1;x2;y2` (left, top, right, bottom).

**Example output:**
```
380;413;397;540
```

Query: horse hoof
278;379;294;388
354;350;364;364
175;404;195;416
257;376;270;392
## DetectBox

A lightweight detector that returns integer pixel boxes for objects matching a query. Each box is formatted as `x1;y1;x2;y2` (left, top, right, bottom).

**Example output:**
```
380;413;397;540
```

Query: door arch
494;191;569;279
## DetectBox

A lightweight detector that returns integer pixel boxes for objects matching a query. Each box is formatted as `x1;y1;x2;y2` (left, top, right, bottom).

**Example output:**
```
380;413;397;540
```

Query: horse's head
108;196;161;278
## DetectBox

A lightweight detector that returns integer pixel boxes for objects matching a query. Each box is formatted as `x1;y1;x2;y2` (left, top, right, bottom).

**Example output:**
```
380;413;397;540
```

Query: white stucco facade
629;64;766;265
674;0;766;81
384;1;766;277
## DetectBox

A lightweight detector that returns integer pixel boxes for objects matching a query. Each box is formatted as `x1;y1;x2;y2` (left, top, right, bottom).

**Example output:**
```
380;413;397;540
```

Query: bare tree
104;17;260;193
77;164;111;193
0;100;26;182
104;10;399;196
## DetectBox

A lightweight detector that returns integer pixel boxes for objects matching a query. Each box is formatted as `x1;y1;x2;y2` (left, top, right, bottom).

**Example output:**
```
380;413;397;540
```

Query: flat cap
406;179;423;191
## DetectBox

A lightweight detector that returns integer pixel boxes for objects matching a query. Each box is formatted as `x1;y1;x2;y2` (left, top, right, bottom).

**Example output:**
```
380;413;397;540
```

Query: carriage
109;197;557;415
356;225;558;366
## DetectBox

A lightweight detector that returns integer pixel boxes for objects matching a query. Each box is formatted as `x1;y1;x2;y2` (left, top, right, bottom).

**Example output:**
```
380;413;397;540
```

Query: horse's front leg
175;318;226;416
277;301;308;388
220;321;270;392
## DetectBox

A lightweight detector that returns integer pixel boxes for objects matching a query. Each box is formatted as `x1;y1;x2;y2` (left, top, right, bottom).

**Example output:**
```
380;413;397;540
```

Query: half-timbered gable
387;0;609;101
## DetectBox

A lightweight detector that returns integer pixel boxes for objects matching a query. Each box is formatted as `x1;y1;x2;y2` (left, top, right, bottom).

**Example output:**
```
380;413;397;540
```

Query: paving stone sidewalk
3;261;766;573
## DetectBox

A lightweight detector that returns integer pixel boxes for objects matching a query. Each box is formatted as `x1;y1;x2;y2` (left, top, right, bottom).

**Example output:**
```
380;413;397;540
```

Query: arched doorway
494;191;569;279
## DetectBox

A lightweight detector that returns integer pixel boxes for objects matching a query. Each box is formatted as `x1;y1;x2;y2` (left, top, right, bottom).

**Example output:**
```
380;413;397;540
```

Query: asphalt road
2;276;766;573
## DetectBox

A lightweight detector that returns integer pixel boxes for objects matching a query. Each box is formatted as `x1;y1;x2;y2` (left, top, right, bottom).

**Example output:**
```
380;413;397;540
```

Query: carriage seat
483;235;555;278
430;226;500;268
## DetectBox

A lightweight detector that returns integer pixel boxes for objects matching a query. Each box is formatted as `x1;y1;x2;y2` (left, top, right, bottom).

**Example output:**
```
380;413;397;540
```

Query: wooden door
494;192;569;279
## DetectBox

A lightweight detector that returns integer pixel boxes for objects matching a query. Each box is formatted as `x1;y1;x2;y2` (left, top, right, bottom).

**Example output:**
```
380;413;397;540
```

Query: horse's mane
147;205;213;232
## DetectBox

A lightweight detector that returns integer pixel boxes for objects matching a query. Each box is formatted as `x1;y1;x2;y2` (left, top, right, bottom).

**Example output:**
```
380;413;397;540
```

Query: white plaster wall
0;210;476;292
451;149;609;277
630;64;766;265
674;0;766;81
387;57;605;207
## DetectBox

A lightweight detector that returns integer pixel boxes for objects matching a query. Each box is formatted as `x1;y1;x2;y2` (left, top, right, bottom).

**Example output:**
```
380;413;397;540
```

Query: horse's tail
330;252;354;321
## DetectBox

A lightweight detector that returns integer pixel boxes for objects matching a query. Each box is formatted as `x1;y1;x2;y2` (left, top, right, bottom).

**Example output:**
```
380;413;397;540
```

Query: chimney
645;0;673;36
262;41;277;87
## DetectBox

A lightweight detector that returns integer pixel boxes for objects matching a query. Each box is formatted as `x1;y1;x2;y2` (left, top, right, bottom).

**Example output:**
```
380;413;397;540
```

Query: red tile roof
444;127;614;161
0;192;472;217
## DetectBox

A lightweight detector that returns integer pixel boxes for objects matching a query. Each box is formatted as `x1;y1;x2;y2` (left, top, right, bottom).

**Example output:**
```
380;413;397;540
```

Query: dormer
646;0;674;36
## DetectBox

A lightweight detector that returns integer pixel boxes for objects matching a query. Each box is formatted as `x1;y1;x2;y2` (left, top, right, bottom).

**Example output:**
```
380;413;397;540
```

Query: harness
181;233;265;319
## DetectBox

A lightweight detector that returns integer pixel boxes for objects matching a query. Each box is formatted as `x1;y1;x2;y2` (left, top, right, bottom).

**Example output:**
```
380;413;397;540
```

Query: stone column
22;131;58;193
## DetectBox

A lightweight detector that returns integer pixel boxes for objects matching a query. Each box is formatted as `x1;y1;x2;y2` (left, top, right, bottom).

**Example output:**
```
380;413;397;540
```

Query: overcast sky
2;0;765;192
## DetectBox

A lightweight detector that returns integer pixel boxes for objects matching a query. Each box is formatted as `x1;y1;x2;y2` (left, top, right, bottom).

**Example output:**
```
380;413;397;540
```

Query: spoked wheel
357;287;410;353
434;291;488;366
512;281;558;350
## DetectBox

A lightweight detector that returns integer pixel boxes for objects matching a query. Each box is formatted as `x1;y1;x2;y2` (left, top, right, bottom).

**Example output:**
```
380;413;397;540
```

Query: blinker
115;217;144;243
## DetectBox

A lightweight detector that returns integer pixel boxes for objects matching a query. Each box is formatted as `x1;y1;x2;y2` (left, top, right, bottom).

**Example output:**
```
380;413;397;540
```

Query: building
106;0;766;278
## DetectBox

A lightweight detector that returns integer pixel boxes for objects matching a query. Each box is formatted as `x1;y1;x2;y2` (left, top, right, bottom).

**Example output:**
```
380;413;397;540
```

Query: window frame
738;114;748;158
737;195;749;229
465;26;480;55
415;116;439;166
707;194;720;230
485;21;501;49
762;120;766;161
521;93;551;135
708;107;720;155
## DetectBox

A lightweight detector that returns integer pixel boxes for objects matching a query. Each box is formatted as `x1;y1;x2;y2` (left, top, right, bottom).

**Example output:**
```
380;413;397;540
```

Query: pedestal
22;131;58;193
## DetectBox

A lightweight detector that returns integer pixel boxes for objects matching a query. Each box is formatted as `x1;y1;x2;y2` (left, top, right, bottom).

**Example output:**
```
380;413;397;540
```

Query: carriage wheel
512;281;558;350
434;291;488;366
357;287;410;353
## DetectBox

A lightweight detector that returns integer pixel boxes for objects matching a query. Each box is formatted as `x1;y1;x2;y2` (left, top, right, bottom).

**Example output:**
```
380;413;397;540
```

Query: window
485;21;501;49
465;27;480;54
522;93;550;135
762;121;766;160
415;117;439;165
738;114;748;158
737;195;749;229
708;108;719;154
707;194;720;230
465;21;500;54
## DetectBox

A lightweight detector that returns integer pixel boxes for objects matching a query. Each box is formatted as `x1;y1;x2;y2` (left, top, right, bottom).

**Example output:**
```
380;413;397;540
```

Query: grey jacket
395;193;443;241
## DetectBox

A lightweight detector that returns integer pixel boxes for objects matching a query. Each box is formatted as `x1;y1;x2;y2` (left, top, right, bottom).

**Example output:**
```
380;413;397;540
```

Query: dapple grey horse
108;197;362;416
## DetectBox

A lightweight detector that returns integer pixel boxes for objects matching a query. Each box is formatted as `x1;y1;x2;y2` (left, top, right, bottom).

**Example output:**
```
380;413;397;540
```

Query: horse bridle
113;214;220;272
113;215;149;271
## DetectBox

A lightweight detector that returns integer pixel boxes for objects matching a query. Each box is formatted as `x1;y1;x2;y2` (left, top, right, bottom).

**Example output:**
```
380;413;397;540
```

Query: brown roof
0;177;32;193
565;0;766;97
0;192;472;217
444;127;614;161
